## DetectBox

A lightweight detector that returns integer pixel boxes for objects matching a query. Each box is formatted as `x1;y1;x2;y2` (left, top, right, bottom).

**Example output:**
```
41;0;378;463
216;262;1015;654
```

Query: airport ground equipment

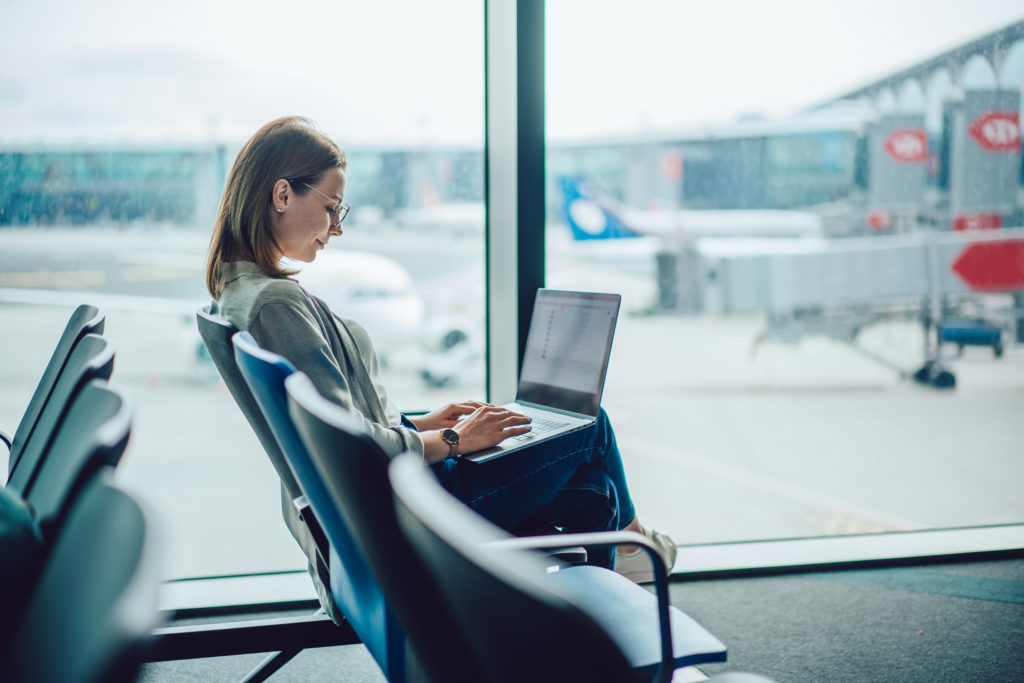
0;471;161;683
939;318;1004;357
390;451;729;683
2;304;104;477
661;227;1024;388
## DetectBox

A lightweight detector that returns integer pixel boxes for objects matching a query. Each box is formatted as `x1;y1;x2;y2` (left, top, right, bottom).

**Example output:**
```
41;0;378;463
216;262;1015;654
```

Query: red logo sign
953;212;1002;232
951;240;1024;291
884;129;928;162
968;111;1021;153
866;209;891;232
660;151;683;182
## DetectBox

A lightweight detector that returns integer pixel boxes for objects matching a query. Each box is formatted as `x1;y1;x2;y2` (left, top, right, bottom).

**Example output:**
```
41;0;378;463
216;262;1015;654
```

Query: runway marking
0;269;106;288
621;435;929;532
813;567;1024;604
119;265;195;282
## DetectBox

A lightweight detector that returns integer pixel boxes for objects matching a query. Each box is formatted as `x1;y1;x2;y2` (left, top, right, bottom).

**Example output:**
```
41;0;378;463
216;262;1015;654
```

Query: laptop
461;289;621;464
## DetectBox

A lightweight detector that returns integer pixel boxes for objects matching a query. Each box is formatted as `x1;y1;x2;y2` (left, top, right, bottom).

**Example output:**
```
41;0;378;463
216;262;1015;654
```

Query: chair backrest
6;334;114;495
25;379;131;541
232;331;406;681
389;452;637;683
285;372;487;683
197;307;338;625
195;305;301;499
7;304;105;475
0;469;161;683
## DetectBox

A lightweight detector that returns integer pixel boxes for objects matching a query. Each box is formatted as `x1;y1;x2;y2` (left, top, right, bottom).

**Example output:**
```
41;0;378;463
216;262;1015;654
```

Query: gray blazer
217;261;424;457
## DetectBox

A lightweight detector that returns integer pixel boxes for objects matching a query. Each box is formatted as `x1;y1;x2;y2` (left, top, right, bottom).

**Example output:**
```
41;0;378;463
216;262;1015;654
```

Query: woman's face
270;166;346;263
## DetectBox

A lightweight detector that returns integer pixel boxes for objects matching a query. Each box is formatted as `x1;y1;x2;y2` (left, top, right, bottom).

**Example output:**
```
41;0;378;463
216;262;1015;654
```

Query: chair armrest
547;545;588;566
491;530;675;683
292;495;330;563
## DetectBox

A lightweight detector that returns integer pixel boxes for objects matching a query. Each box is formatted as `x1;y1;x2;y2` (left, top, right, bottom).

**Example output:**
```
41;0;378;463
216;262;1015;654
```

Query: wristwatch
441;429;460;459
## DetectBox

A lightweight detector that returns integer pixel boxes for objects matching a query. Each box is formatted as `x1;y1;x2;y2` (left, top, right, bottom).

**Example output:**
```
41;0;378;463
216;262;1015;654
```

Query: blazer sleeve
249;300;424;458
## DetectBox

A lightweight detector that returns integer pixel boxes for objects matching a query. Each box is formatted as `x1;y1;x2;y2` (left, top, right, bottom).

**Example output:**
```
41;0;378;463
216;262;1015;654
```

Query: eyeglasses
298;181;350;225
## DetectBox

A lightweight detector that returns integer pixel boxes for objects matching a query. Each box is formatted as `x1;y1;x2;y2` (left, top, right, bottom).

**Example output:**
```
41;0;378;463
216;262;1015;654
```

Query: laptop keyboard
510;413;569;441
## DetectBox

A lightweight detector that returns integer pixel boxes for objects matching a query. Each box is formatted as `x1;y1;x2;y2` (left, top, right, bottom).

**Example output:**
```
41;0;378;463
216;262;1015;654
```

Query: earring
276;206;284;213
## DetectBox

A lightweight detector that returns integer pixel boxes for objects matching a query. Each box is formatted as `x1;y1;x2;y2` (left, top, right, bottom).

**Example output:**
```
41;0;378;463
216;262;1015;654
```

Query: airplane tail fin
558;176;644;240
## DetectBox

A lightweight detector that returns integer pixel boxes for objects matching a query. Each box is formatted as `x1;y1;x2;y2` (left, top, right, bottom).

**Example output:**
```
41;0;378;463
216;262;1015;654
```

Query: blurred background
1;0;1023;580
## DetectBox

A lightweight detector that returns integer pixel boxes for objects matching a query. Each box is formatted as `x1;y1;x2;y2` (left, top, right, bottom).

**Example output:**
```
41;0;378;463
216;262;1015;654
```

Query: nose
329;220;343;236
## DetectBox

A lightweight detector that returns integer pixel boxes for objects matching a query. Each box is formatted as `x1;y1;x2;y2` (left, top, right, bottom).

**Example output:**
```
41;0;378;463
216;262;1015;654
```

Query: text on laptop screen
517;291;620;415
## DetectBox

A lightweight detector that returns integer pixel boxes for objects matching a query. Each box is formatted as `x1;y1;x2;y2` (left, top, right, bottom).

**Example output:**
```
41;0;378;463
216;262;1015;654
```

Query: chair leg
240;649;302;683
238;608;326;682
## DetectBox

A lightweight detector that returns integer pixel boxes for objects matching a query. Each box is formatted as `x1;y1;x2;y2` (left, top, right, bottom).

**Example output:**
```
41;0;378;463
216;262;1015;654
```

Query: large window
1;0;484;579
546;2;1024;546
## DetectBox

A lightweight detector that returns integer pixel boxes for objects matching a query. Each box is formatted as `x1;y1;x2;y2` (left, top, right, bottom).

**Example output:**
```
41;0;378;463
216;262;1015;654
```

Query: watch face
442;428;459;446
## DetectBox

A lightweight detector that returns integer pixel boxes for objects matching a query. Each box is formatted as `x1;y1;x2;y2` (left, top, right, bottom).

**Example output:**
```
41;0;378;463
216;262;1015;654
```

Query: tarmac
2;226;1022;580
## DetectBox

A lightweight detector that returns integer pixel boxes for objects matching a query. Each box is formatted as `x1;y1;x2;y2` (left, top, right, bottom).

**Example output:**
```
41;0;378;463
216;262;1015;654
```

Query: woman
206;116;674;579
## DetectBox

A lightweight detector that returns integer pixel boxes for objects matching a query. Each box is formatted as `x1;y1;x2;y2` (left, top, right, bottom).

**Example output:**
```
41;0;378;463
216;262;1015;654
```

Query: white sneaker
614;527;677;583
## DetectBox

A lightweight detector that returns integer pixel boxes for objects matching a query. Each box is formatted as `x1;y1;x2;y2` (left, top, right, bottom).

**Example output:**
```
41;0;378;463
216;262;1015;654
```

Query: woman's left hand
409;401;489;431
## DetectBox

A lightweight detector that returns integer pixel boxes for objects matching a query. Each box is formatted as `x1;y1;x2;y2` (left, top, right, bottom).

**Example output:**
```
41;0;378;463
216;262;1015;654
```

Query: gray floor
674;557;1024;683
139;646;387;683
139;556;1024;682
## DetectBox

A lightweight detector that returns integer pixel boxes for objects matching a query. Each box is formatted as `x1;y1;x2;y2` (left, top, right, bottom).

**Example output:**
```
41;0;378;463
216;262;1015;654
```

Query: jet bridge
659;227;1024;387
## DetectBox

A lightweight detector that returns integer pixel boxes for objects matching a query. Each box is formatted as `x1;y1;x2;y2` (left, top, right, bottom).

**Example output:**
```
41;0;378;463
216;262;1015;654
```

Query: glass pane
546;2;1024;545
1;0;484;578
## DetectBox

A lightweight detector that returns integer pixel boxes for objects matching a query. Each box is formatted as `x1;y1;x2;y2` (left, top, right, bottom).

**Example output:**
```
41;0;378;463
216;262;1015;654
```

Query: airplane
289;247;426;360
391;203;484;236
0;236;472;386
558;175;825;244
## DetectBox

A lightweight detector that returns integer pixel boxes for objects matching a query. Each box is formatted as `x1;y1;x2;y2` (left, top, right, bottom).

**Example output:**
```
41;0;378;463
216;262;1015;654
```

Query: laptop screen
516;290;621;416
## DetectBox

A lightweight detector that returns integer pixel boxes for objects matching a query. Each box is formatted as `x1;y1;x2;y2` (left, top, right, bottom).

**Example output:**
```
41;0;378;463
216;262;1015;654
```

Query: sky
0;0;1022;146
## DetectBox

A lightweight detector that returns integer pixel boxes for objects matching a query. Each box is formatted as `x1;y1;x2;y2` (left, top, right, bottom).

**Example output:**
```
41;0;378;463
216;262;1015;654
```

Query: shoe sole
616;570;655;584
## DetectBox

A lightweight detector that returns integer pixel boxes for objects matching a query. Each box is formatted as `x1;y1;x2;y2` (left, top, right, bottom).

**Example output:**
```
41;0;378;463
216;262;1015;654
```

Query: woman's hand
409;401;489;432
451;405;532;455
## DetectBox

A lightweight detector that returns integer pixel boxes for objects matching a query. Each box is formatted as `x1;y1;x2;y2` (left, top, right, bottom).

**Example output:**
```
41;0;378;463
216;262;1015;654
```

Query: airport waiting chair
0;378;130;648
23;378;131;541
5;333;114;496
232;330;414;682
195;305;334;616
285;371;531;682
0;469;162;683
390;450;729;683
3;304;105;477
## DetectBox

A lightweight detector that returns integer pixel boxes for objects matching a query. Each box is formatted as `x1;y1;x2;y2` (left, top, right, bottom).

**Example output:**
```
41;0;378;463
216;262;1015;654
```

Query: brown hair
205;116;346;298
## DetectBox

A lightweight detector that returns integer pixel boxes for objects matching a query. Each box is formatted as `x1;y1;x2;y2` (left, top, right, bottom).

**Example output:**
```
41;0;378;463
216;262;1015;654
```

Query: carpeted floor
671;557;1024;682
140;556;1024;682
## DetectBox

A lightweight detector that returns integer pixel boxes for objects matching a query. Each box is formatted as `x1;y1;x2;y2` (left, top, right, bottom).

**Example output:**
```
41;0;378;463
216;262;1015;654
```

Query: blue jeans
428;409;636;569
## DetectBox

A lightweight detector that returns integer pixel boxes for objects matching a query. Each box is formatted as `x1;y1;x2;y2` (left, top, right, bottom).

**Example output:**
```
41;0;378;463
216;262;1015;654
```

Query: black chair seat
0;470;160;683
545;565;726;675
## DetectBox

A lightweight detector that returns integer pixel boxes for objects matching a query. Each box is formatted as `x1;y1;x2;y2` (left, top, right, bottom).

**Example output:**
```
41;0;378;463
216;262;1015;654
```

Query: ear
271;178;291;212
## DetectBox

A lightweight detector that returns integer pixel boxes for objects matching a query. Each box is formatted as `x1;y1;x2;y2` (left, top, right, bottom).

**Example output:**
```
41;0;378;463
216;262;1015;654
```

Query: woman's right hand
452;405;532;454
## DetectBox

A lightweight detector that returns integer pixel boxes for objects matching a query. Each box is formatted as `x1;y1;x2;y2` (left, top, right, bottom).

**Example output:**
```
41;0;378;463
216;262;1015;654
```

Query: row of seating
200;305;773;682
2;304;771;681
1;305;161;682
